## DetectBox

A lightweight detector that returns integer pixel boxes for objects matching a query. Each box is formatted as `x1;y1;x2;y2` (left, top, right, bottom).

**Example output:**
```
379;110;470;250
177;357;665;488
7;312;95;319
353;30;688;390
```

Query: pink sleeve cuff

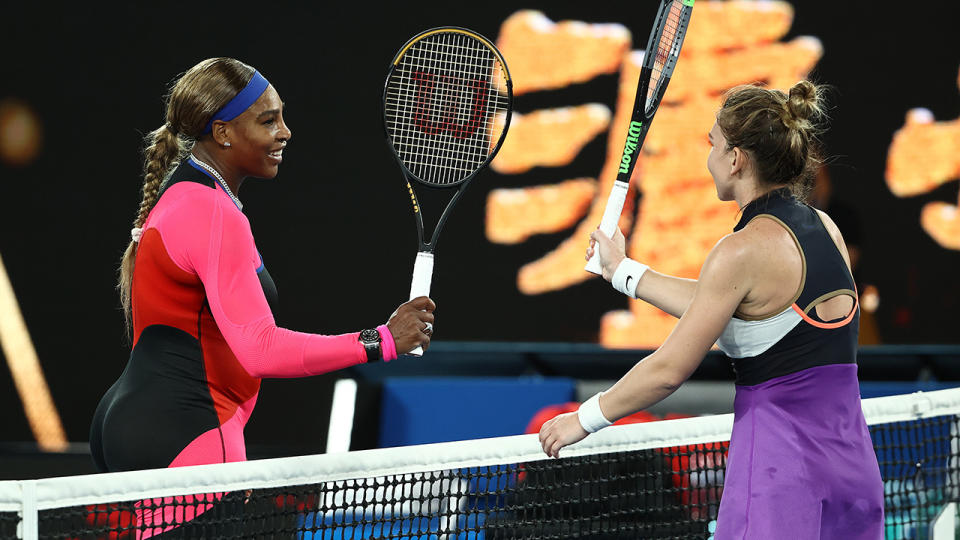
377;324;397;362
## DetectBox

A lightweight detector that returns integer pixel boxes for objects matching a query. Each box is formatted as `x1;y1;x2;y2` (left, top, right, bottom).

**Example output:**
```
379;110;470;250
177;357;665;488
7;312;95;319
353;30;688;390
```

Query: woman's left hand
538;412;589;458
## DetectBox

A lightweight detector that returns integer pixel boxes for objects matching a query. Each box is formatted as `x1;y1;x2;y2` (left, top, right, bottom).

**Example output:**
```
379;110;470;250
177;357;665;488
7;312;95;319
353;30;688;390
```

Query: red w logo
413;71;490;139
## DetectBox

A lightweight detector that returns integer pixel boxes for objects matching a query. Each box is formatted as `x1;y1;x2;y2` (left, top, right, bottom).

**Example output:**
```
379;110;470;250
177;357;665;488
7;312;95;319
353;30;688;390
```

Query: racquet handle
585;181;629;275
407;251;434;356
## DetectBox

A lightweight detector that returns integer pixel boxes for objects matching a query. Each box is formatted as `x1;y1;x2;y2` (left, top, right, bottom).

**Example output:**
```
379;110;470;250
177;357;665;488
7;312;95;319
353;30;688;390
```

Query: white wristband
578;392;613;433
611;258;649;299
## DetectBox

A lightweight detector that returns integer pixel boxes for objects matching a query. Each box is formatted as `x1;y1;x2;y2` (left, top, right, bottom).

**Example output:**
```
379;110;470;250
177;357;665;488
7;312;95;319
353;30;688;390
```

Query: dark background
1;2;959;448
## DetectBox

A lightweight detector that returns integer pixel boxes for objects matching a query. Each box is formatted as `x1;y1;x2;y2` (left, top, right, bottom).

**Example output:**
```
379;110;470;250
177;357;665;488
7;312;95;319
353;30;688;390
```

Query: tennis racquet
383;27;513;355
585;0;694;274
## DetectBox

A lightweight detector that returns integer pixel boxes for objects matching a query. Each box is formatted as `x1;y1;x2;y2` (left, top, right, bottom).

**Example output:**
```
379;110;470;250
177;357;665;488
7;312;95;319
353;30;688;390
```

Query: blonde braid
118;124;184;330
117;58;256;336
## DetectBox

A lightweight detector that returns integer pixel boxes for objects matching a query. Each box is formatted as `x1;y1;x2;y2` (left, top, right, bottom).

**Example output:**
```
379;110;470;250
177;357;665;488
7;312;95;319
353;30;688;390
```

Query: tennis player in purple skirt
539;80;884;539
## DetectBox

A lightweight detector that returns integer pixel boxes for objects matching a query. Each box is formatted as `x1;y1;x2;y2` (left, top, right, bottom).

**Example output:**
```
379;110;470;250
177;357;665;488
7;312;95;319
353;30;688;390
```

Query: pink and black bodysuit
90;157;378;472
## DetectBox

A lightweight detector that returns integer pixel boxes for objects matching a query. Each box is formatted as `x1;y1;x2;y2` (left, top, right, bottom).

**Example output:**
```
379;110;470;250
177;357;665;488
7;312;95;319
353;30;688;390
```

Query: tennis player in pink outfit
90;58;436;538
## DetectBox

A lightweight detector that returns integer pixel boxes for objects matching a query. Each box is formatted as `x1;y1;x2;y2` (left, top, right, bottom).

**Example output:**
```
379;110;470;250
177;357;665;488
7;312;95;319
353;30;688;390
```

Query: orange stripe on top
791;296;859;329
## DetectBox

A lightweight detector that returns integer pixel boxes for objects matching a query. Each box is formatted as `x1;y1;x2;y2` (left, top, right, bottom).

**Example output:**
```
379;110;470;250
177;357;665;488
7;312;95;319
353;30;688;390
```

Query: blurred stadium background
1;0;959;488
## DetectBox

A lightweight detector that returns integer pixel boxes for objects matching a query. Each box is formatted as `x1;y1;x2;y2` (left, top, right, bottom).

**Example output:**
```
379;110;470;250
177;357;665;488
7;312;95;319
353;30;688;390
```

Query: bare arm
633;271;697;319
600;235;749;420
588;227;699;318
542;234;751;456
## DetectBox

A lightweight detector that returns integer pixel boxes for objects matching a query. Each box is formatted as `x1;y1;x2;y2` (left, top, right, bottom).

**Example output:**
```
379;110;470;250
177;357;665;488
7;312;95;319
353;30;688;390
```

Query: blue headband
202;70;270;134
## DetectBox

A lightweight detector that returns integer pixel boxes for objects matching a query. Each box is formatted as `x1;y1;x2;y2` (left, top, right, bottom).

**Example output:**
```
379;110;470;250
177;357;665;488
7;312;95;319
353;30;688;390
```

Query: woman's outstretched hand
538;412;588;458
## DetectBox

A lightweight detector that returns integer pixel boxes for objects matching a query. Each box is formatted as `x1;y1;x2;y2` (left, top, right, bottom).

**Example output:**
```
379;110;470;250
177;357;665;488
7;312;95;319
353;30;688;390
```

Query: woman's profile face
228;85;291;179
707;121;734;201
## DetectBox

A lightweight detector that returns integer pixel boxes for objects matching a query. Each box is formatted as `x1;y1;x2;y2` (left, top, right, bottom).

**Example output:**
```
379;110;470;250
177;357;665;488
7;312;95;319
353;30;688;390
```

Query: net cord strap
1;387;959;537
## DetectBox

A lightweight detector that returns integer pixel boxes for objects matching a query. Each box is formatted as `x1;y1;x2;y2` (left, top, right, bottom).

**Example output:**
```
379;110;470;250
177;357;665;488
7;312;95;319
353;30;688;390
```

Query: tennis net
1;388;958;539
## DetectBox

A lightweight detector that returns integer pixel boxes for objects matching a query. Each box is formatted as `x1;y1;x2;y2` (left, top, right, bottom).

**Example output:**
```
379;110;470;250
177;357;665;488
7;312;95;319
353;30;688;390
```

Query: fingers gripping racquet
383;27;513;355
585;0;694;275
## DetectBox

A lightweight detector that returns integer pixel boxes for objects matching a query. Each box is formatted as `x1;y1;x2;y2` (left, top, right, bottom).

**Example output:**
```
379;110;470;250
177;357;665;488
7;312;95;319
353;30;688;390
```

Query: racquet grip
585;181;629;275
407;251;434;356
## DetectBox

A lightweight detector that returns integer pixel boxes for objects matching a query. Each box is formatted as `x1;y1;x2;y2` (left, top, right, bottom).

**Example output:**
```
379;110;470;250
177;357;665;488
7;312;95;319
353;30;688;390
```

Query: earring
224;142;231;147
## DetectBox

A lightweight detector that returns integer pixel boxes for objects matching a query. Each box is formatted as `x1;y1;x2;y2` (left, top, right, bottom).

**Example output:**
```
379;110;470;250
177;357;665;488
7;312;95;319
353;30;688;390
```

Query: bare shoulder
718;215;804;313
711;231;752;261
741;213;795;242
731;215;797;263
701;231;754;283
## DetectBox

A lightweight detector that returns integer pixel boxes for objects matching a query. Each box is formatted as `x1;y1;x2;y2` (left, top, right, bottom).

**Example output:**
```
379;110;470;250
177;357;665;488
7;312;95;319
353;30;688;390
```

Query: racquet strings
646;0;686;113
385;32;509;187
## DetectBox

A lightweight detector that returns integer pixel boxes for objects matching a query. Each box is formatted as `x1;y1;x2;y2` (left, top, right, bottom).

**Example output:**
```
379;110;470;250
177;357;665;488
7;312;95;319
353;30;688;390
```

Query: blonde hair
119;58;255;331
716;80;828;200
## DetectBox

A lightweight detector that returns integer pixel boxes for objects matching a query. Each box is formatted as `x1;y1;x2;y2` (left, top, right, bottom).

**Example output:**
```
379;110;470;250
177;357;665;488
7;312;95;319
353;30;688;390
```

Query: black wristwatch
358;329;382;363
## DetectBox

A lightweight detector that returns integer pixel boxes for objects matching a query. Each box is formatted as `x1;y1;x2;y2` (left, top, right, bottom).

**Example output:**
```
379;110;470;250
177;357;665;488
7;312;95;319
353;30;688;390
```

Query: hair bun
783;80;820;130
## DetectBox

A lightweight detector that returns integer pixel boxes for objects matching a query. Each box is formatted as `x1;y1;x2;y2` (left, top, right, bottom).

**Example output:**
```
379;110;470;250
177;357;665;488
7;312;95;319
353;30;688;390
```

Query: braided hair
119;58;255;331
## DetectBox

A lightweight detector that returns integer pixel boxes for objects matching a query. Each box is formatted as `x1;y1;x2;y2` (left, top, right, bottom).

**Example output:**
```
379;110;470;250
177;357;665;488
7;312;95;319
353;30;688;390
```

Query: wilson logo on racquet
413;71;491;139
586;0;692;275
618;121;645;174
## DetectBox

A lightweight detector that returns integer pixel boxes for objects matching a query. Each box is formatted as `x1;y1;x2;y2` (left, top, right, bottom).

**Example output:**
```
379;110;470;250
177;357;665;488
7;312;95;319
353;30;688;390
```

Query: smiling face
227;85;291;179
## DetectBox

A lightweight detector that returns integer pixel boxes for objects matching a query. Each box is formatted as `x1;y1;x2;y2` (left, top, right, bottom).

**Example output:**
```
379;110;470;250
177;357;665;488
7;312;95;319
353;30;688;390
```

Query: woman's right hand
587;227;626;282
386;296;436;355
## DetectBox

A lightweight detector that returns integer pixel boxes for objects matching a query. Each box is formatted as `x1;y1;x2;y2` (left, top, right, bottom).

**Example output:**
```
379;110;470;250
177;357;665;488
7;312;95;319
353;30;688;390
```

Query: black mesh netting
8;416;958;540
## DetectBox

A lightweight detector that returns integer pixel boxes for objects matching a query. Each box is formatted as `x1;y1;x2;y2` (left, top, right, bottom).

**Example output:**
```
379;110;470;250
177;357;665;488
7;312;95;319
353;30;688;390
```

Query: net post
20;480;37;540
326;378;358;453
930;502;957;540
